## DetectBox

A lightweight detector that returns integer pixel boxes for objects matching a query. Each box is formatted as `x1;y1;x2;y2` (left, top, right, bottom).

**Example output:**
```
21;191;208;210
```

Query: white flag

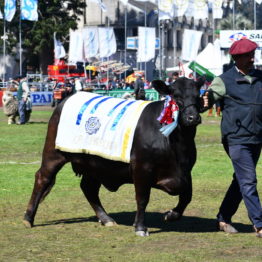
119;0;129;5
4;0;16;22
256;0;262;4
82;27;99;59
91;0;107;12
137;27;156;62
181;29;203;61
54;33;66;60
98;27;117;58
0;10;3;19
174;0;189;17
68;29;84;63
209;0;223;19
185;0;208;20
158;0;174;20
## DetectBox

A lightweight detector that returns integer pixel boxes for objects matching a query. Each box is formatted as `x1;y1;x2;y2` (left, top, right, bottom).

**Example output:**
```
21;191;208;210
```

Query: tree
1;0;86;74
217;13;253;30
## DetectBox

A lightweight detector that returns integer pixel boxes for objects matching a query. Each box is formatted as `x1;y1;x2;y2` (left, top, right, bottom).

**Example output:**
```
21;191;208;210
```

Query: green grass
0;107;261;262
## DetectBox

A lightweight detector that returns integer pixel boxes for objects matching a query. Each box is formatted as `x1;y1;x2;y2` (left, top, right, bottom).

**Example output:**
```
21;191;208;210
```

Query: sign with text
94;89;159;101
220;30;262;48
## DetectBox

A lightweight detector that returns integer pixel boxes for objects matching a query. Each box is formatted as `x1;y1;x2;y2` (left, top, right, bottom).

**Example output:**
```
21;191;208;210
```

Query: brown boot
207;108;213;117
216;107;221;117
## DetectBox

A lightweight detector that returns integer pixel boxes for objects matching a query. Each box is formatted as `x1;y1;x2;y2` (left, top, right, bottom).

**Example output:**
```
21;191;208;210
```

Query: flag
256;0;262;4
91;0;107;12
119;0;129;5
158;0;174;20
98;27;117;58
54;33;66;61
137;27;156;62
82;27;99;59
185;0;208;20
181;29;203;61
68;29;84;63
4;0;16;22
174;0;189;17
209;0;223;19
21;0;38;21
0;10;3;19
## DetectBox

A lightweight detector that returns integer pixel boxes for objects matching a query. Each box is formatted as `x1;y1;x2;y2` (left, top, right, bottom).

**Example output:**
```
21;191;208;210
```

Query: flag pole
19;0;22;75
124;5;127;80
254;0;256;30
2;13;7;84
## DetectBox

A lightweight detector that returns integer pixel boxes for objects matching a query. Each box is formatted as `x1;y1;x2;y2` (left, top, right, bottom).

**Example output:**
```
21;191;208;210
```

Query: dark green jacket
211;66;262;145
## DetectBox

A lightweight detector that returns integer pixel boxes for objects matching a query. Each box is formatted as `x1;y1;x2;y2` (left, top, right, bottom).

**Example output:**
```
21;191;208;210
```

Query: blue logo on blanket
85;117;101;135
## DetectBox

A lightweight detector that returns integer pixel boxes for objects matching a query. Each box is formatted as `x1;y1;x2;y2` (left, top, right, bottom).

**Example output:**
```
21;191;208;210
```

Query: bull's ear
195;76;206;89
151;80;172;95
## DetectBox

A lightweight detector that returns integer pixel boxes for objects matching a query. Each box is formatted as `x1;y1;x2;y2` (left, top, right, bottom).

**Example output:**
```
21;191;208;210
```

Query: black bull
23;77;204;236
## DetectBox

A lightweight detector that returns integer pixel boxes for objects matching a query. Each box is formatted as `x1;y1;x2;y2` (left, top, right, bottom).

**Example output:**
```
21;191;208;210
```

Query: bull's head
152;77;204;126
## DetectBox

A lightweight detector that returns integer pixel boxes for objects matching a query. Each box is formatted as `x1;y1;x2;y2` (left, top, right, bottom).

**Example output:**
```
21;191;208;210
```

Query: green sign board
93;89;159;101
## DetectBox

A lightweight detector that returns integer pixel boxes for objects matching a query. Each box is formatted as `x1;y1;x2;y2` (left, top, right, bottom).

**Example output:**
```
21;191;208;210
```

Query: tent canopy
167;39;230;78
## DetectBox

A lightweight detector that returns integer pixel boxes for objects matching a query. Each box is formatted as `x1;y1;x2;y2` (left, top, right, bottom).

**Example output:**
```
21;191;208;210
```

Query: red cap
229;39;258;55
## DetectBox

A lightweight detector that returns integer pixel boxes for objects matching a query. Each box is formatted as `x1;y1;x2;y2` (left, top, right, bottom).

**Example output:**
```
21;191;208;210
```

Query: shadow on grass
35;211;253;234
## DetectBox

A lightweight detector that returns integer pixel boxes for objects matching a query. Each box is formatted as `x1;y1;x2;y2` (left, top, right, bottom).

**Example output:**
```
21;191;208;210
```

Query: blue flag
4;0;16;22
21;0;38;21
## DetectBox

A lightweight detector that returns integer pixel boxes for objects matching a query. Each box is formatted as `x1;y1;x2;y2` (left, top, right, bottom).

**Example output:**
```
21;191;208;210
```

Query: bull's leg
165;178;192;222
80;175;116;226
133;173;151;237
23;158;66;228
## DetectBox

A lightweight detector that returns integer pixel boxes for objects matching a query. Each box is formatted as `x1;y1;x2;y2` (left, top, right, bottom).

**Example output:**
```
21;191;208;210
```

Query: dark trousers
18;100;26;124
217;144;262;228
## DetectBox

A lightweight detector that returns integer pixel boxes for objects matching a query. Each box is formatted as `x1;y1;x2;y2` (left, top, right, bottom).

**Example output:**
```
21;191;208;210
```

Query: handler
15;75;30;125
203;38;262;238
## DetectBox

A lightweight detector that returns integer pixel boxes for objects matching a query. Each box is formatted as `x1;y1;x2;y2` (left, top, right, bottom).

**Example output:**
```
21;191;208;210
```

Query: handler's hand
203;92;209;107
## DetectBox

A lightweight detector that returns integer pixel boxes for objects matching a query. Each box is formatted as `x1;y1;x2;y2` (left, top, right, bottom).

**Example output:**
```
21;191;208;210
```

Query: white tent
167;39;230;77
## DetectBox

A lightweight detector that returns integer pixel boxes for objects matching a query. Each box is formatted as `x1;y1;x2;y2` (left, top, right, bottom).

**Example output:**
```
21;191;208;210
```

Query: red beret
229;39;258;55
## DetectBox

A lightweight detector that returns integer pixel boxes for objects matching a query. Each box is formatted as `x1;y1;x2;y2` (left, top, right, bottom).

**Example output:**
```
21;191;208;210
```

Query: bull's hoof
164;210;182;222
104;221;117;227
99;219;117;227
135;230;149;237
23;219;33;228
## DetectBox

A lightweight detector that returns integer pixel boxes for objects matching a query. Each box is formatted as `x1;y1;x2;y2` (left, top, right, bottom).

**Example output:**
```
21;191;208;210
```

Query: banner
98;27;117;58
119;0;128;5
137;27;156;62
82;27;99;60
4;0;16;22
181;29;203;61
91;0;107;12
21;0;38;21
54;33;66;61
209;0;223;19
185;0;208;19
68;29;84;63
220;30;262;48
174;0;189;17
158;0;173;20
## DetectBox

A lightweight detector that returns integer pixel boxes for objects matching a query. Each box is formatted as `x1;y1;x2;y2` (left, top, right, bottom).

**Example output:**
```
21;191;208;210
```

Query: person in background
74;77;83;92
172;71;180;83
203;38;262;238
133;73;145;100
15;75;30;125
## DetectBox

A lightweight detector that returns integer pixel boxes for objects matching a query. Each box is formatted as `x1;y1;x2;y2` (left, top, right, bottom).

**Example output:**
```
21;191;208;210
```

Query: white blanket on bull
55;92;152;162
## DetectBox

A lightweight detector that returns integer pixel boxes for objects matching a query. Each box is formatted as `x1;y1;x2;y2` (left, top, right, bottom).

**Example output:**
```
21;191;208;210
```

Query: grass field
0;106;261;262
